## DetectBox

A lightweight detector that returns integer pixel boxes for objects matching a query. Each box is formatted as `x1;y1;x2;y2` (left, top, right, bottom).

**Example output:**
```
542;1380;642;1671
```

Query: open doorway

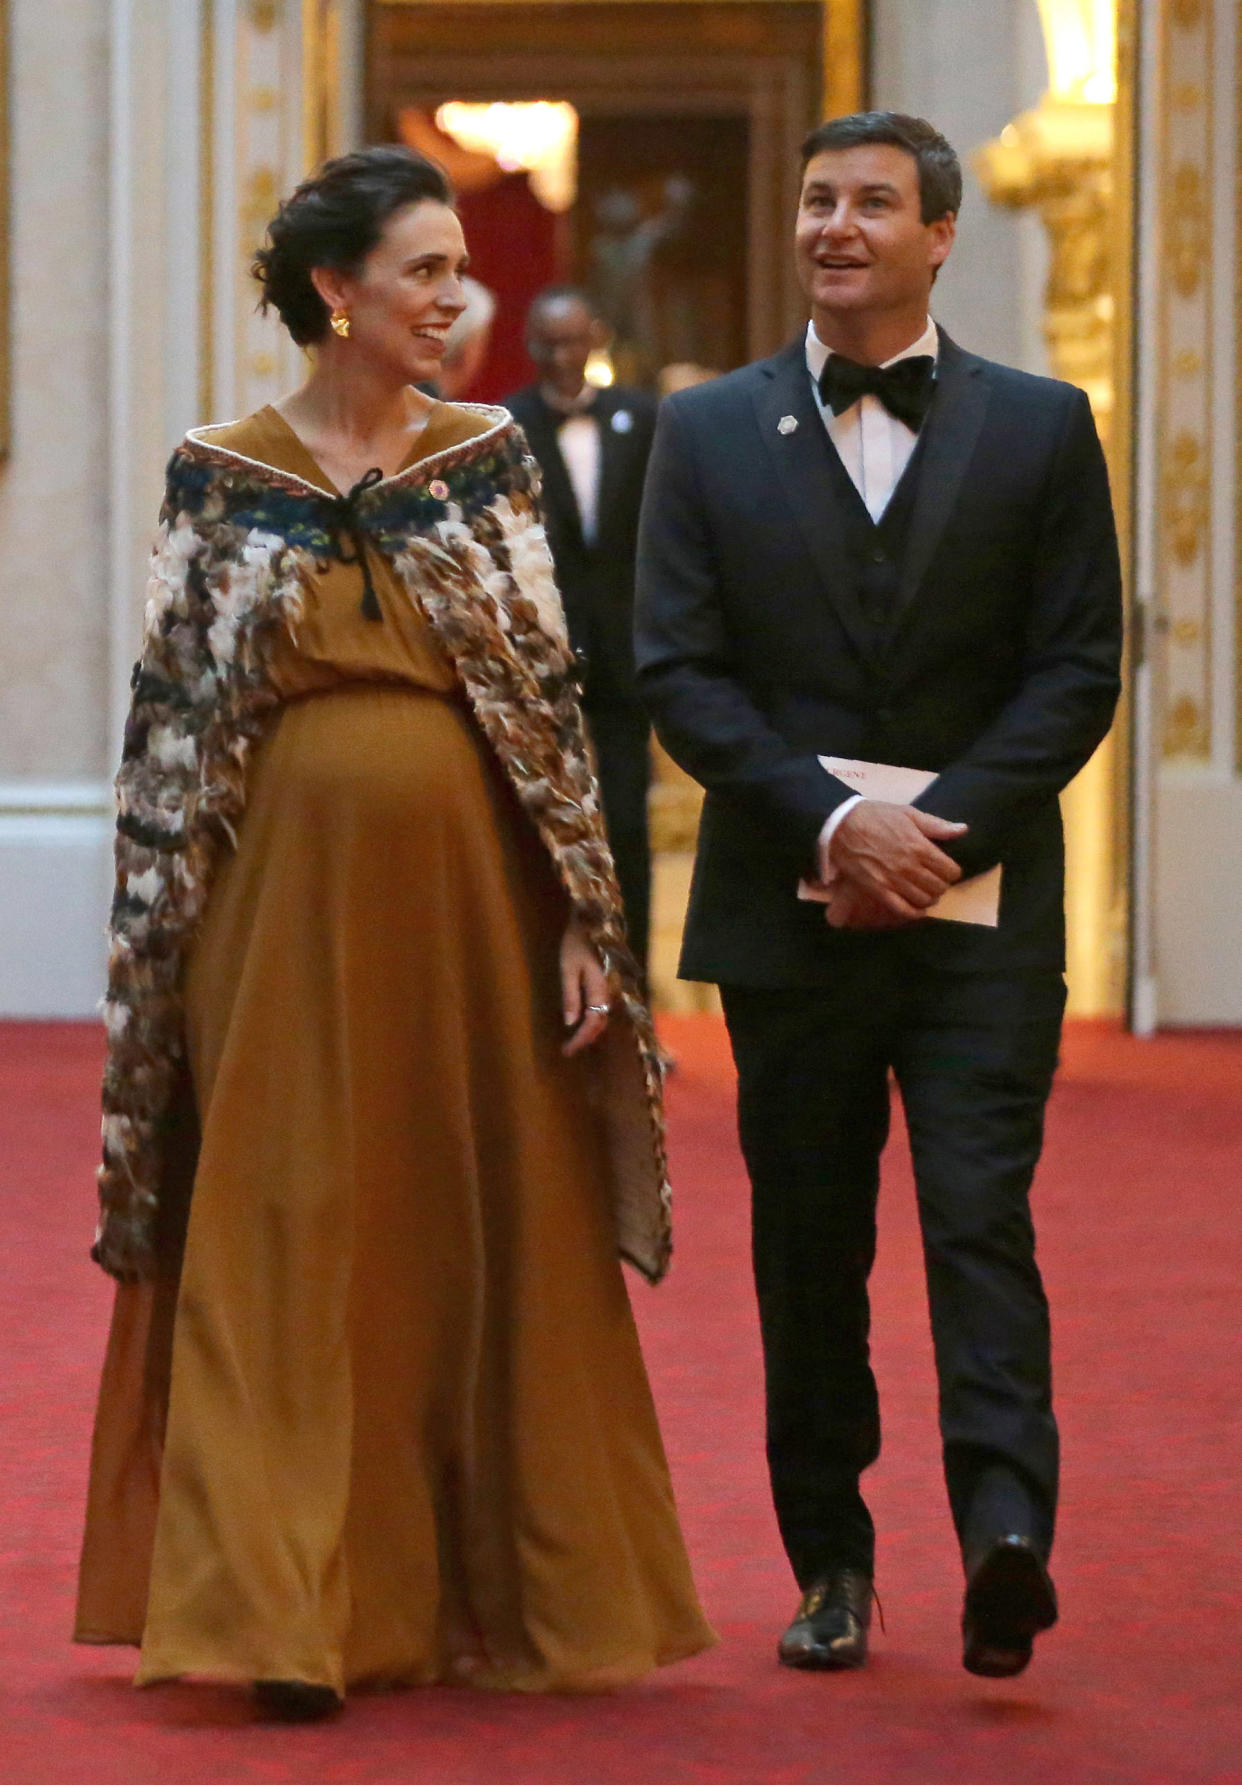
366;2;824;400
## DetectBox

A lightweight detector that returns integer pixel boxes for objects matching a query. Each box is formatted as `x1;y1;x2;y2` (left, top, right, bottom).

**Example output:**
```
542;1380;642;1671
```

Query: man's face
527;297;599;399
795;144;955;324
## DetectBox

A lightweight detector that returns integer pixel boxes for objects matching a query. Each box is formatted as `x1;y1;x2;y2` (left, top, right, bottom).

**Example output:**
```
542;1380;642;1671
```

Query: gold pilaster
823;0;866;120
976;5;1134;1018
199;0;216;421
1156;0;1214;763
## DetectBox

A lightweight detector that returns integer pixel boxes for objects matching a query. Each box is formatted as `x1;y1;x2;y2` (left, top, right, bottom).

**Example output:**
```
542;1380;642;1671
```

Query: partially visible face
527;297;600;399
319;199;469;381
795;144;954;323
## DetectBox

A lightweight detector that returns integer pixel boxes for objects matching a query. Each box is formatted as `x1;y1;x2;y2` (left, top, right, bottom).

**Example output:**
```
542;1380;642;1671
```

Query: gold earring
330;308;351;339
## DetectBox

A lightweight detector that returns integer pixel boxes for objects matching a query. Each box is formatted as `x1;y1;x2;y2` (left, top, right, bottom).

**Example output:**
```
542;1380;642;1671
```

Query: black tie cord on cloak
321;466;386;619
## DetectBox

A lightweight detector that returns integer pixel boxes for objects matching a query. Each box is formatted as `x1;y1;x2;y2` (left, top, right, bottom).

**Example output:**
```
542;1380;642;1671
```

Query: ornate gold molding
977;4;1138;1018
1167;162;1208;297
823;0;866;120
199;0;216;421
1157;0;1214;763
1163;430;1210;567
975;102;1115;440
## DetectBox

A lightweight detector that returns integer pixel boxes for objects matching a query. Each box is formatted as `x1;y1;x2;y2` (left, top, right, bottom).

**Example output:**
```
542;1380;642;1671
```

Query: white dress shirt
557;412;601;544
806;317;940;868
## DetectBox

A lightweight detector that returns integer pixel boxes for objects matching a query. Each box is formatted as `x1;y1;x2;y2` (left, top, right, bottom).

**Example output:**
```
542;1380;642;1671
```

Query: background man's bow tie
818;354;936;430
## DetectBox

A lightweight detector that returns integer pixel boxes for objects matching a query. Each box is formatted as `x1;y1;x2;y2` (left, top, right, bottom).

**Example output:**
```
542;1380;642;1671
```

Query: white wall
0;0;200;1016
0;0;116;1014
0;0;111;784
871;0;1051;376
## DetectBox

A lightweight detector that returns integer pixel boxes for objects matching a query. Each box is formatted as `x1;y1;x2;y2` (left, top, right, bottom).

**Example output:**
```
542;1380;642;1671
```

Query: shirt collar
542;383;599;418
804;316;939;387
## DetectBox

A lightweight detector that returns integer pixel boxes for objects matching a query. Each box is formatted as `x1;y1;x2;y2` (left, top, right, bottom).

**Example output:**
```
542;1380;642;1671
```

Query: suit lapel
523;396;586;548
890;332;991;631
751;339;881;666
594;392;625;547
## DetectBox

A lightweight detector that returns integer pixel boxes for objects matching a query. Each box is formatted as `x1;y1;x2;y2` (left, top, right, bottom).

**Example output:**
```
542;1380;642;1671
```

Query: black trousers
584;702;652;976
721;950;1065;1586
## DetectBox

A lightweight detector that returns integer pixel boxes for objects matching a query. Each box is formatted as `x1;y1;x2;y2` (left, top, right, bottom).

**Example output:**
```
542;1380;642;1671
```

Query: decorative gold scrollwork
974;117;1114;441
242;165;280;253
247;0;279;31
1163;694;1210;759
1171;0;1204;28
1167;163;1208;298
1162;431;1210;569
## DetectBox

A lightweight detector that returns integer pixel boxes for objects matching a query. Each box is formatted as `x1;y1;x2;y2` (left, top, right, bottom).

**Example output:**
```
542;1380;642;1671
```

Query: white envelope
798;756;1001;928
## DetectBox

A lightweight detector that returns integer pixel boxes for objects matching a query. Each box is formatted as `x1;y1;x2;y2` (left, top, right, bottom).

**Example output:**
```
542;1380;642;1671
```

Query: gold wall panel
372;0;866;122
1158;0;1214;761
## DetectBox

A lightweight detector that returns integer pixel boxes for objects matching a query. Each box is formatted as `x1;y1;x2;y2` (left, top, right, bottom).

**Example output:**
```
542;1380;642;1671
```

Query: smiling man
636;113;1122;1677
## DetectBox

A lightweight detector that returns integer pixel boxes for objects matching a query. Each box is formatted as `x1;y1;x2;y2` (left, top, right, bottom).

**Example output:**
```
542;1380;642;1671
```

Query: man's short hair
526;285;598;333
800;112;963;224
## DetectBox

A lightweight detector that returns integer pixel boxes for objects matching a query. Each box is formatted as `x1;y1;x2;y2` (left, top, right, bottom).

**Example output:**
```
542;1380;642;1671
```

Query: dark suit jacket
506;383;657;707
634;332;1123;984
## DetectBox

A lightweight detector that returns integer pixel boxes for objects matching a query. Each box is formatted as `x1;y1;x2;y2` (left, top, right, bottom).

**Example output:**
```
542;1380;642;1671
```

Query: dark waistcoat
815;422;930;653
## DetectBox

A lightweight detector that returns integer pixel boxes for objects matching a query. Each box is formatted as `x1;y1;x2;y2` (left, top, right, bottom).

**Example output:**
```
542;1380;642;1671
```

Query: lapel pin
777;414;798;435
429;479;450;501
611;409;633;433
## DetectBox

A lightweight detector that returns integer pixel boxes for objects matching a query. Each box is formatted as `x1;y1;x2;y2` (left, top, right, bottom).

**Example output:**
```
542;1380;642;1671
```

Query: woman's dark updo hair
252;146;454;346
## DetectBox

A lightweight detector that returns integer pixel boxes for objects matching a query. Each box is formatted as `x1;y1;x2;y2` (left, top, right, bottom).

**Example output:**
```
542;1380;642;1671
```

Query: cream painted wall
0;0;199;1014
0;0;111;782
871;0;1050;377
0;0;358;1013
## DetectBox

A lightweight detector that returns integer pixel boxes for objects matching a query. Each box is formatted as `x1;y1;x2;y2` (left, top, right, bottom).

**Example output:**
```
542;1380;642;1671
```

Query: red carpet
2;1016;1240;1784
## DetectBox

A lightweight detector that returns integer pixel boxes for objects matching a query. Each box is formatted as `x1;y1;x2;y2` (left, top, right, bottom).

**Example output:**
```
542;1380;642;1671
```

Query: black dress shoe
778;1567;873;1670
962;1535;1058;1678
253;1680;343;1721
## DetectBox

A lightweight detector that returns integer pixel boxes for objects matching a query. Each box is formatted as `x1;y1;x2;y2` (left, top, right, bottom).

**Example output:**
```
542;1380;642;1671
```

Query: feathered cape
94;405;672;1285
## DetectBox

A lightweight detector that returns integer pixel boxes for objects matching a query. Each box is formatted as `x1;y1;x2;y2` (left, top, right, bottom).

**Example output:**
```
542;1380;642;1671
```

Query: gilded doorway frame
367;0;866;125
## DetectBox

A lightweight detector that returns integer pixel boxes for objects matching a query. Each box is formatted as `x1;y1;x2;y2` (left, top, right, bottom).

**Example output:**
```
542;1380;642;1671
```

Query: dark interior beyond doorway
368;2;824;401
575;115;749;387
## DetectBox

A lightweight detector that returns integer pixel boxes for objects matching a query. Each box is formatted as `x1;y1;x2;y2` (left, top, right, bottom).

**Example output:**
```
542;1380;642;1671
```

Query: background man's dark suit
507;382;658;970
635;331;1122;1584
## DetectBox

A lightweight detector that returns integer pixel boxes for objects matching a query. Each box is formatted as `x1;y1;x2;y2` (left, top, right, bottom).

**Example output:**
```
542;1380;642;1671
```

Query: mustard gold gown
75;404;713;1695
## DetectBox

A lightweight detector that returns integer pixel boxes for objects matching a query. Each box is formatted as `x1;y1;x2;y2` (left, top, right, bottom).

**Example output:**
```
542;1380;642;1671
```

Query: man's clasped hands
818;802;969;930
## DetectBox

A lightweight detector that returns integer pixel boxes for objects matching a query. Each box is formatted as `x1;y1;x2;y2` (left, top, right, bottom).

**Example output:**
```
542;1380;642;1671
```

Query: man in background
507;288;658;975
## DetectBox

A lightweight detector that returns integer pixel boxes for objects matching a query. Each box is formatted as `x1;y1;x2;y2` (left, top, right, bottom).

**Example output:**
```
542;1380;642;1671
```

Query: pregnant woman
75;145;712;1719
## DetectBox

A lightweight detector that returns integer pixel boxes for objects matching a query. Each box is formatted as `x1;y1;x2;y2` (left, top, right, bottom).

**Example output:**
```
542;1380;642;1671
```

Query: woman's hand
560;918;611;1056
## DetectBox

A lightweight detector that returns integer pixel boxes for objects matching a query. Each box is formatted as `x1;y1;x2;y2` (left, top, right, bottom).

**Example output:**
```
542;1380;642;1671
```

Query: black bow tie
818;353;936;430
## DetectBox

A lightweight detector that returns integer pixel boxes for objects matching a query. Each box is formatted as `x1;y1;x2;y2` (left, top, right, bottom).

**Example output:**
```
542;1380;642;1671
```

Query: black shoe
961;1535;1057;1678
778;1567;873;1670
253;1680;343;1721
